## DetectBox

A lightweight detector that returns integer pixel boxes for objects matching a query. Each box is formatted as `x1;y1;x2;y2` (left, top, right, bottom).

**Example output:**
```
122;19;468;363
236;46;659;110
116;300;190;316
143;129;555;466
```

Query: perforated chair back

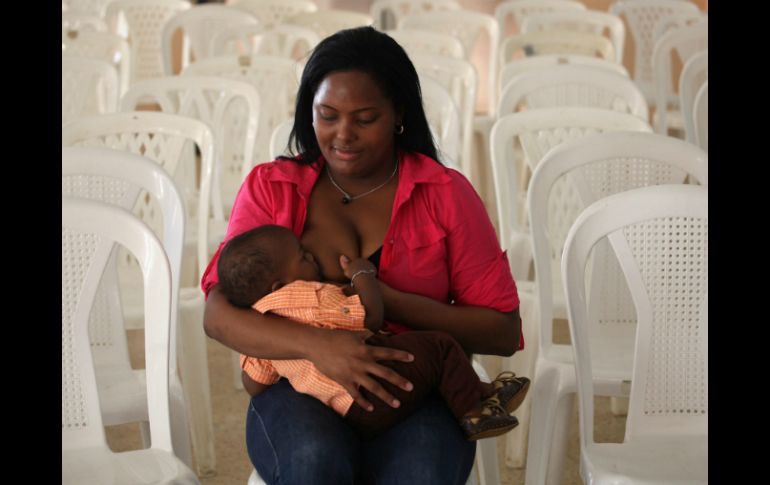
230;0;317;29
285;10;373;39
62;56;119;124
161;4;259;75
494;0;585;38
62;29;131;96
520;10;625;64
562;184;707;482
370;0;460;30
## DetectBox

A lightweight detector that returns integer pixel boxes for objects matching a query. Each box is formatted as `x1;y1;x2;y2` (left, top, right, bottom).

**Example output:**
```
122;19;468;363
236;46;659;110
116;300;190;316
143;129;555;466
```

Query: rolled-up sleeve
442;173;521;333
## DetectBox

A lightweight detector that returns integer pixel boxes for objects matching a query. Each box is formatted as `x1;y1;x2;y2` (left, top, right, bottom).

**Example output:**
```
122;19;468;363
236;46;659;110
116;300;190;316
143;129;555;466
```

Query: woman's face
312;70;401;179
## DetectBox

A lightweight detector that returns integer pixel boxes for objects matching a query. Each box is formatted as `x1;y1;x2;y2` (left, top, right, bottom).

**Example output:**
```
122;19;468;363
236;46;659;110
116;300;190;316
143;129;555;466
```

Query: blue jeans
246;379;476;484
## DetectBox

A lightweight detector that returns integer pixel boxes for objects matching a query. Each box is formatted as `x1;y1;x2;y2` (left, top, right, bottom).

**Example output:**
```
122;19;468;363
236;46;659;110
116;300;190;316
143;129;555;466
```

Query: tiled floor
107;320;627;484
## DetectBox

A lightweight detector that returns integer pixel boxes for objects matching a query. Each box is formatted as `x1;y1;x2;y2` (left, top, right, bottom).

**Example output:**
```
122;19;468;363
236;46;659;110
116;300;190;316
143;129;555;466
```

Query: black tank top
367;245;383;270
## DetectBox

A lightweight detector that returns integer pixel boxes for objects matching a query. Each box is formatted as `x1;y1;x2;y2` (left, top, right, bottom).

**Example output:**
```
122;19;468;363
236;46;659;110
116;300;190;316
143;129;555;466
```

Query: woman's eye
358;118;376;125
319;114;336;121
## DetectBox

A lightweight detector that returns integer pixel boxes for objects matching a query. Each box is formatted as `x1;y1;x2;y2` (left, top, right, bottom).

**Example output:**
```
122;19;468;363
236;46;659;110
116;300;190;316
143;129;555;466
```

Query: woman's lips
333;147;362;161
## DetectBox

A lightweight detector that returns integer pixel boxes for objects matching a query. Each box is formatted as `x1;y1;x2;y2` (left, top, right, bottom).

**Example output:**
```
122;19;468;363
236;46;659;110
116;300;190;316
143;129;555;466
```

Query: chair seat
584;437;707;484
63;446;199;485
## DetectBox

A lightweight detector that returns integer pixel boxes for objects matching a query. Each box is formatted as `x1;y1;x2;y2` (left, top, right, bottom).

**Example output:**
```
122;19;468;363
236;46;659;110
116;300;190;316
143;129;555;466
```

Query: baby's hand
339;254;376;279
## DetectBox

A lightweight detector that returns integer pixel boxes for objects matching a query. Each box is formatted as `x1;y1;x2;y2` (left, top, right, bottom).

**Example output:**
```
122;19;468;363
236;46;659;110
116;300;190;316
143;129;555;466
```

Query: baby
216;224;530;440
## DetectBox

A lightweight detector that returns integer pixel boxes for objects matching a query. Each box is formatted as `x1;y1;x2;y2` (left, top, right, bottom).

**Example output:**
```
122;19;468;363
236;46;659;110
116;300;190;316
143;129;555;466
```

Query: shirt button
342;307;350;314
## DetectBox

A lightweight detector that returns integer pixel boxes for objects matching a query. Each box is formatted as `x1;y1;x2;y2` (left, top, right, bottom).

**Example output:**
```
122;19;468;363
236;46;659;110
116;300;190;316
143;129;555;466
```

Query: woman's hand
307;328;414;412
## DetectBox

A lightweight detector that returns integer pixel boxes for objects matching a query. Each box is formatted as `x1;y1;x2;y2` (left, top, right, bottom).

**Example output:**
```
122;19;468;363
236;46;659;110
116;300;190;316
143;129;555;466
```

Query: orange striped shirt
240;280;366;416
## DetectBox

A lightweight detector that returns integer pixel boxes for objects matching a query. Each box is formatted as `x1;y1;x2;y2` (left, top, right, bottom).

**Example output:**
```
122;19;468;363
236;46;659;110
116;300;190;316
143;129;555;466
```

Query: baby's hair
217;225;290;308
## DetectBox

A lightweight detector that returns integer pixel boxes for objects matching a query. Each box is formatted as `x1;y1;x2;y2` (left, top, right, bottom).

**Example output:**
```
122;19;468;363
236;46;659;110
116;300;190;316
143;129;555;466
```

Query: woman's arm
204;285;415;410
379;282;521;356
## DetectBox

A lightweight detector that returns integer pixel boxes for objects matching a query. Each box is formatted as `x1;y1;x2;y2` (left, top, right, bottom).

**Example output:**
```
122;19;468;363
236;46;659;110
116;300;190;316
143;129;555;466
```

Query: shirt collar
253;280;323;313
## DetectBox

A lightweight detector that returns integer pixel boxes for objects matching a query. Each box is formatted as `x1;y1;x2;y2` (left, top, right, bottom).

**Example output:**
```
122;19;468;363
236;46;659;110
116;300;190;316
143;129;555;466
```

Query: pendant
342;196;351;204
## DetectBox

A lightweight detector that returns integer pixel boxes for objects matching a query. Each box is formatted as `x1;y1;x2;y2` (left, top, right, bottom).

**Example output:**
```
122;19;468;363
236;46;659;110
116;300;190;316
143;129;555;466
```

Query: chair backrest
62;0;112;17
500;30;615;67
62;56;119;125
182;55;296;170
62;111;215;283
562;184;707;443
62;196;175;453
370;0;460;30
161;4;259;75
121;75;260;221
210;24;320;61
62;29;131;96
520;10;625;64
229;0;317;29
61;147;186;371
62;12;108;32
105;0;191;83
652;19;708;134
498;64;648;121
384;29;465;59
417;74;461;170
494;0;585;39
527;131;707;353
399;10;498;114
679;49;707;146
609;0;701;100
499;55;629;103
270;118;295;159
285;10;373;39
489;107;651;243
410;53;476;177
693;81;708;152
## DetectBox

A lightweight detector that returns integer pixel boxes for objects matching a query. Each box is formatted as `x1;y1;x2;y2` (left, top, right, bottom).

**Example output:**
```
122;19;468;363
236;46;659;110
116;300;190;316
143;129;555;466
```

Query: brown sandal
489;371;531;414
459;396;520;441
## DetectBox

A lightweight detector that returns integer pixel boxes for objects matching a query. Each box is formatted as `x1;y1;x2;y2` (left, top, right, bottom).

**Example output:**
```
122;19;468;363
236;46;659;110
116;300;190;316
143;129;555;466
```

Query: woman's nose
335;119;356;142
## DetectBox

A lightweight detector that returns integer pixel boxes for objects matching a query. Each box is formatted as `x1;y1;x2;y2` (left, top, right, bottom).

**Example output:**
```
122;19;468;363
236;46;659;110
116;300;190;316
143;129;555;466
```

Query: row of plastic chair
62;148;201;484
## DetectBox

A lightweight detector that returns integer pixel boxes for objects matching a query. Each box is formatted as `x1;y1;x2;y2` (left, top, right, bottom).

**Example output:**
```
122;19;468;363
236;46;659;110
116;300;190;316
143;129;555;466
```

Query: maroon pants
344;330;483;439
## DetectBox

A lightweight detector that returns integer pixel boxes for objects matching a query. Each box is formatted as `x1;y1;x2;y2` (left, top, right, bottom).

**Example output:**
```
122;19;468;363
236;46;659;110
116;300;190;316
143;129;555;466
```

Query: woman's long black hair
282;26;440;164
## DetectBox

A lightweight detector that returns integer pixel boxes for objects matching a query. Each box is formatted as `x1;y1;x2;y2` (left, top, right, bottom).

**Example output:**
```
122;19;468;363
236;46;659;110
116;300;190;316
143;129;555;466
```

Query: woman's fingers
355;374;402;410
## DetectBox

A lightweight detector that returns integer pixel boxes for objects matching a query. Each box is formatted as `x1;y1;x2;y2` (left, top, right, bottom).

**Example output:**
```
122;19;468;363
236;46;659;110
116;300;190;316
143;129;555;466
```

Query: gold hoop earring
395;124;404;135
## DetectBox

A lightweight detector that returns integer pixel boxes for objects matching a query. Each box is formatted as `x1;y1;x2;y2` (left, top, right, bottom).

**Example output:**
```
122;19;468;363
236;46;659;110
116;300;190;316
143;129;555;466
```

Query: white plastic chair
228;0;318;29
161;4;259;75
62;115;218;476
105;0;191;84
490;107;652;248
210;24;320;61
384;29;465;59
494;0;585;39
182;55;297;169
651;20;708;136
62;149;190;467
520;10;625;64
497;64;648;122
609;0;701;103
245;358;500;485
62;56;119;125
418;74;462;171
500;30;615;68
522;132;707;485
62;12;108;32
693;81;708;152
62;196;200;485
269;118;294;159
121;75;260;222
561;184;708;484
370;0;460;30
62;29;131;97
285;10;373;40
410;53;476;179
62;0;112;17
680;50;707;146
500;55;629;101
399;10;499;115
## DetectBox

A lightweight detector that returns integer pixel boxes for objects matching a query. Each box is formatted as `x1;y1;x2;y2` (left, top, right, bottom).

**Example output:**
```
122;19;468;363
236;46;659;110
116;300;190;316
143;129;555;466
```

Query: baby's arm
340;255;383;331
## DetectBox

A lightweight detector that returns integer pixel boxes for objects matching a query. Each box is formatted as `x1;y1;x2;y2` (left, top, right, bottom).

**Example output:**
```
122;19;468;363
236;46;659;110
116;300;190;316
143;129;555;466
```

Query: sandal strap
480;396;508;416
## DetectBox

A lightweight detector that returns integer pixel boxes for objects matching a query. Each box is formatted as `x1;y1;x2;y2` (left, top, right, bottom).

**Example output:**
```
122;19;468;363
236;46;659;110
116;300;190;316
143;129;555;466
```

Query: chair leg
179;289;217;476
544;392;575;485
610;396;629;416
523;364;560;485
476;436;500;485
168;380;193;468
504;290;539;469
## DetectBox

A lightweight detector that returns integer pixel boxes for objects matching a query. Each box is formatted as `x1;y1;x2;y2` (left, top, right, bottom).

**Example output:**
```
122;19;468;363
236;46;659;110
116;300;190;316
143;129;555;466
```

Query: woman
202;26;522;484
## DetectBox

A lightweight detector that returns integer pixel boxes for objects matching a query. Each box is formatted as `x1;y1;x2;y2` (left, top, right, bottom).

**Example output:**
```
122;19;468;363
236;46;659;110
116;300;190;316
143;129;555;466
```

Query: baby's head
217;225;320;308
